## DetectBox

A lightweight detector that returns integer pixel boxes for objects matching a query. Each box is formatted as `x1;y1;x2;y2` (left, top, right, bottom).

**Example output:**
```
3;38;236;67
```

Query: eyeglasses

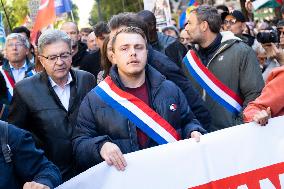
6;42;25;49
224;19;237;25
39;52;71;63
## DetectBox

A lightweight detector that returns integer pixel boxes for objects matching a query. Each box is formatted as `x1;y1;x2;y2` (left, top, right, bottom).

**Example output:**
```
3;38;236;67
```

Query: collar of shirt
49;72;73;88
9;61;28;71
9;61;28;83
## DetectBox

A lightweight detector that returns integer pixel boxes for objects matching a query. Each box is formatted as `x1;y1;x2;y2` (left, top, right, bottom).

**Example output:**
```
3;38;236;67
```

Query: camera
256;30;279;44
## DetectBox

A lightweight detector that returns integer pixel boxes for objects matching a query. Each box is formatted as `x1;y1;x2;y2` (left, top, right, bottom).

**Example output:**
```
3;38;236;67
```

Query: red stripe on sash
3;70;15;88
190;51;243;105
104;76;181;141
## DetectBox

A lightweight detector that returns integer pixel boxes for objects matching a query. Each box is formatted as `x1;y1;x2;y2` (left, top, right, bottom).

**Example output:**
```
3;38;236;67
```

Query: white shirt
49;73;73;111
10;62;28;83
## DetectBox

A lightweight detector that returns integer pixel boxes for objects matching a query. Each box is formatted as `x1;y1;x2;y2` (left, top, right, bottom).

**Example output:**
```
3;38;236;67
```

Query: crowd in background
0;3;284;189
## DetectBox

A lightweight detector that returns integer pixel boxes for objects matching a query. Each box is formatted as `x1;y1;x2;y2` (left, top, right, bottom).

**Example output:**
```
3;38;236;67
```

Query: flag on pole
0;13;6;51
31;0;56;44
55;0;72;15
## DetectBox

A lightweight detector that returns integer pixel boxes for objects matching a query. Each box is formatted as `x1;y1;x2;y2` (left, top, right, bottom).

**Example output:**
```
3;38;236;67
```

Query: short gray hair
190;5;222;33
37;29;71;54
5;33;30;49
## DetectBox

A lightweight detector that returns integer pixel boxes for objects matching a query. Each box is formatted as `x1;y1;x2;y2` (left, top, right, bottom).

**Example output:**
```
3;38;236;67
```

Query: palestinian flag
252;0;283;10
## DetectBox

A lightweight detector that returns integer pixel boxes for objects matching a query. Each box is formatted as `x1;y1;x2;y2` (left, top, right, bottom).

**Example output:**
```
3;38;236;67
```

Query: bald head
60;22;80;49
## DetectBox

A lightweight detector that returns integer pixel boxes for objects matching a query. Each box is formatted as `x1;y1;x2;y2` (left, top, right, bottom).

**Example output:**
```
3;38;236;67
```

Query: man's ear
38;56;45;68
200;21;209;32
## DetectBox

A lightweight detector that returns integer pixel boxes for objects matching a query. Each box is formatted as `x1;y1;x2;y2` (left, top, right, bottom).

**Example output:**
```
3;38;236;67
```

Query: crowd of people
0;3;284;189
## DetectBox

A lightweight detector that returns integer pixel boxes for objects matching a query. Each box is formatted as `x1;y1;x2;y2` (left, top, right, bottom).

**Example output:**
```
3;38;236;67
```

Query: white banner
57;116;284;189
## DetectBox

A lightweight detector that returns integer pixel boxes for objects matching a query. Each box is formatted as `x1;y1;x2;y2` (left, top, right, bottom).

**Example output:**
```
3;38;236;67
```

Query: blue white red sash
0;66;15;101
93;76;180;144
183;50;243;114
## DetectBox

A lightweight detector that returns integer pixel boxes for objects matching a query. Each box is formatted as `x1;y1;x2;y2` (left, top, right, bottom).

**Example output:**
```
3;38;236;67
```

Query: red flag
31;0;56;44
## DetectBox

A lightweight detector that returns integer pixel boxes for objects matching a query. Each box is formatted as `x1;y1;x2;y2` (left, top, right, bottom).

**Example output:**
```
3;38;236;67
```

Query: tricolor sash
93;76;180;144
183;50;243;114
0;66;15;101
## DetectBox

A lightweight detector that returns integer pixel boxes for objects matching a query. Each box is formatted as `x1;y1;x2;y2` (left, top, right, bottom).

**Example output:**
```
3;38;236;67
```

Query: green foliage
0;0;29;32
89;0;143;25
0;0;79;33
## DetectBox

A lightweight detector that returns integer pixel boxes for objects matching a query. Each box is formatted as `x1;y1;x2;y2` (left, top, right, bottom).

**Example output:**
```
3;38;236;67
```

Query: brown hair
100;36;112;78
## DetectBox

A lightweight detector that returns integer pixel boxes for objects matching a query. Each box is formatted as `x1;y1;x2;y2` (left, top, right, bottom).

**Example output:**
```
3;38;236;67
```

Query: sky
73;0;95;28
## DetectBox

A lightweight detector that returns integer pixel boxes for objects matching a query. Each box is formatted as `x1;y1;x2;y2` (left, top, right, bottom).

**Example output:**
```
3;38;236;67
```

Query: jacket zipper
202;44;228;100
127;120;135;150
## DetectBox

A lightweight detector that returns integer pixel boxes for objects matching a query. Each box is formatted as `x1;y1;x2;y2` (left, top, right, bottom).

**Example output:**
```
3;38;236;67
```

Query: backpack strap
0;120;12;163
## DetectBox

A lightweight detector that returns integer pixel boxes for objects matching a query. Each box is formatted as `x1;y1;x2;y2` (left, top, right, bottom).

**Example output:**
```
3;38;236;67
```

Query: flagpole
70;10;74;22
0;0;12;31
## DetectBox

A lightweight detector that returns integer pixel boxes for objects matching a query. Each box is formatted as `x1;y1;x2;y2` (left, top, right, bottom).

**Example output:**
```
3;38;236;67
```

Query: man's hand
23;182;50;189
100;142;127;171
263;43;284;65
253;107;271;126
190;131;202;142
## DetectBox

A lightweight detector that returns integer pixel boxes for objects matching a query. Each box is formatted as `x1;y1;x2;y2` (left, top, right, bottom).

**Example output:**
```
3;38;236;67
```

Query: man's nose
129;47;136;56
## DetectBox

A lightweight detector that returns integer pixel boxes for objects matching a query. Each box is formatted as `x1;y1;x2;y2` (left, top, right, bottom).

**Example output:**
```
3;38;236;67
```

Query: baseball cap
223;10;246;23
231;10;246;22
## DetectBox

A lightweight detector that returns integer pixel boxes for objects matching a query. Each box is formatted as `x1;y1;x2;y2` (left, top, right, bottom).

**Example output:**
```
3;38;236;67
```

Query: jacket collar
109;63;166;96
40;68;77;87
40;68;78;112
2;58;35;82
2;58;34;72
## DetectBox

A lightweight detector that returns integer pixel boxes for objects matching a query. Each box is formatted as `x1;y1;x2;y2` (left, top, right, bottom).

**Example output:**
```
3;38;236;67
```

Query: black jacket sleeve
10;125;62;188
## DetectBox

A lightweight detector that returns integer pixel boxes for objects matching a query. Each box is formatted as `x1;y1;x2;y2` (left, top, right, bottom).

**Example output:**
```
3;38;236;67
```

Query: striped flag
0;13;6;51
252;0;282;10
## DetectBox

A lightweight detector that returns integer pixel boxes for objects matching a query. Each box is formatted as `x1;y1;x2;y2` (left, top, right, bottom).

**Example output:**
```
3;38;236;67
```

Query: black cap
230;10;246;22
277;20;284;27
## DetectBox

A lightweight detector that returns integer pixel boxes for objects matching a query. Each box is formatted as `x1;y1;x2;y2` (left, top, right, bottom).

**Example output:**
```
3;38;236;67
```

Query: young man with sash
72;27;206;172
183;6;264;132
0;33;34;121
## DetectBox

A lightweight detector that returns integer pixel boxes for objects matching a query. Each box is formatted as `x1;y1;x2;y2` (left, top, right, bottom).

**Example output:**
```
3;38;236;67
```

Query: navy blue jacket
147;46;211;130
0;123;61;189
72;65;207;171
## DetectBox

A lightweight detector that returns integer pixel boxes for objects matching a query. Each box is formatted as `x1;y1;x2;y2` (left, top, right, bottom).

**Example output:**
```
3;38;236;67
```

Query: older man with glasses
8;29;96;181
0;33;34;121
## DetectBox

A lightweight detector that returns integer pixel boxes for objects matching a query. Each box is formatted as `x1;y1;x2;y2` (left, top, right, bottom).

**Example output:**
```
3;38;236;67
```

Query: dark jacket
72;65;206;171
147;45;211;130
188;32;264;132
151;32;176;53
8;69;96;181
79;49;101;80
72;42;88;68
0;73;8;120
0;122;61;189
165;39;188;68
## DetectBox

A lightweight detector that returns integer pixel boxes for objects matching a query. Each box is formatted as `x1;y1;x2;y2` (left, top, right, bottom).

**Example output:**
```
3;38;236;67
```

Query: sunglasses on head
223;19;237;25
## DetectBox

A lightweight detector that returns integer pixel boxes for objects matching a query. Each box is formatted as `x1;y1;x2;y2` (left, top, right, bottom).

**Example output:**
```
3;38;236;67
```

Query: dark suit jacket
8;69;96;181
